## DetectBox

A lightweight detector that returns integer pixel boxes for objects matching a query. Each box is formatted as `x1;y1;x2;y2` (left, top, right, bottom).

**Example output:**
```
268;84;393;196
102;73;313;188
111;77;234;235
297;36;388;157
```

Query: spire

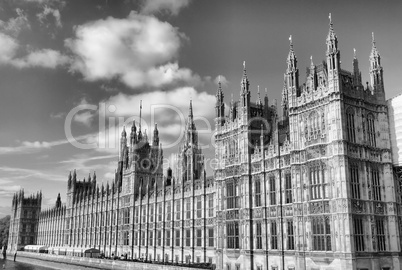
68;171;72;188
287;35;297;73
189;100;193;119
144;129;148;142
153;123;159;146
369;32;383;93
121;126;126;137
256;85;262;105
370;32;380;60
310;55;314;67
139;100;142;131
216;75;225;122
326;13;339;55
353;48;362;86
242;61;247;78
240;61;250;107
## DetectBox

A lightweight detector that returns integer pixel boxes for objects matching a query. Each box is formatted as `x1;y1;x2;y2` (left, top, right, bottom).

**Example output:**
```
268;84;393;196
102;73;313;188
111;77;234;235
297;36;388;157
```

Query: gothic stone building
7;20;402;270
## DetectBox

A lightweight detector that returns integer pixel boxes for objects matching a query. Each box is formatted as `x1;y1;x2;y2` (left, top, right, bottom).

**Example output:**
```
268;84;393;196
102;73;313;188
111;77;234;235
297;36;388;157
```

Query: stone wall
9;251;209;270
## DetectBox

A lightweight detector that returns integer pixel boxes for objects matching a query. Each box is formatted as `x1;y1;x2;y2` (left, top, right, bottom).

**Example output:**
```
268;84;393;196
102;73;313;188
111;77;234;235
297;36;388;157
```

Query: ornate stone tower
214;63;276;270
7;189;41;252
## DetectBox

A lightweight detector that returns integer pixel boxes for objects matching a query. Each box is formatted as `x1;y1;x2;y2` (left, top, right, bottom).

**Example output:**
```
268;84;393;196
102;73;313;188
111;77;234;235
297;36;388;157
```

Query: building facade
7;19;402;270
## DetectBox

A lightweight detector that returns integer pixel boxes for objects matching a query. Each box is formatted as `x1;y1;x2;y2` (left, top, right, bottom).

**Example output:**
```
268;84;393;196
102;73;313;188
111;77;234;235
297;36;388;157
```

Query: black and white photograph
1;1;402;270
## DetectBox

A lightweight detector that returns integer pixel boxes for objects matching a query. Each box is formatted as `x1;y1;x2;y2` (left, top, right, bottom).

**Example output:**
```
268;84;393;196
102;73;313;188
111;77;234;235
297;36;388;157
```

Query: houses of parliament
7;19;402;270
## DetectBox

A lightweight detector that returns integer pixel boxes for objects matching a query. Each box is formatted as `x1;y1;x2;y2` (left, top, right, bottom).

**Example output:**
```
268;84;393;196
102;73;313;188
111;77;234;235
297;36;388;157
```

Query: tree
0;215;10;248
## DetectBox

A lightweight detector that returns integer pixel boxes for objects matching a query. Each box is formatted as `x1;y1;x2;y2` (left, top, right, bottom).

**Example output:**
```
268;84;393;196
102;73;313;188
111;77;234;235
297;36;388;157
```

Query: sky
0;0;401;217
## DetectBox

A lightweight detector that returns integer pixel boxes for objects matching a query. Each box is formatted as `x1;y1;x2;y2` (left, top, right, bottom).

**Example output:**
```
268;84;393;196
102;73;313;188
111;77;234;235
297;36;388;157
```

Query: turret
353;48;362;87
153;123;159;147
120;126;127;161
369;32;384;94
56;193;61;208
326;13;341;85
92;171;96;186
256;85;262;107
130;121;137;145
67;171;72;189
240;61;250;108
307;56;317;92
282;35;299;120
215;76;225;126
166;167;172;186
138;100;143;141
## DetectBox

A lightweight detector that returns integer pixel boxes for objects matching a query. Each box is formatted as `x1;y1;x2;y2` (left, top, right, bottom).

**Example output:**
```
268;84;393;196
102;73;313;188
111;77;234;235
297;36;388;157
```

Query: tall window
227;222;239;249
353;217;365;251
312;216;331;251
149;205;154;223
196;229;202;246
158;203;163;222
308;111;320;137
208;194;214;217
185;229;191;246
376;218;386;251
310;165;326;200
185;198;191;219
165;230;171;246
256;222;262;249
166;201;171;221
149;231;153;246
142;207;146;223
157;230;162;246
285;173;293;204
208;228;214;247
367;114;376;147
271;221;278;249
175;230;180;246
346;109;356;143
350;163;360;199
134;231;138;246
197;196;202;218
372;166;381;201
287;220;294;250
141;230;145;246
175;200;181;220
255;180;261;207
227;182;239;209
269;176;276;205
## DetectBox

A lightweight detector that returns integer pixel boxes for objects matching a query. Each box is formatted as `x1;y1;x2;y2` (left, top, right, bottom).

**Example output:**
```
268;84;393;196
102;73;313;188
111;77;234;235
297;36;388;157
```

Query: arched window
310;163;327;200
367;114;376;147
308;111;320;137
346;108;356;143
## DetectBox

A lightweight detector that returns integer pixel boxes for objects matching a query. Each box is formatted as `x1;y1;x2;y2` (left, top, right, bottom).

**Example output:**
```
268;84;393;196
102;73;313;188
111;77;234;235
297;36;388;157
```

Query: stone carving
375;202;385;215
352;200;364;214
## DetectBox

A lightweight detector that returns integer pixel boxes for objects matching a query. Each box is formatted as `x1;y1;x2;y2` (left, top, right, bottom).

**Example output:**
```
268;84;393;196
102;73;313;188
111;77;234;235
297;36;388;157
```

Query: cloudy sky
0;0;401;217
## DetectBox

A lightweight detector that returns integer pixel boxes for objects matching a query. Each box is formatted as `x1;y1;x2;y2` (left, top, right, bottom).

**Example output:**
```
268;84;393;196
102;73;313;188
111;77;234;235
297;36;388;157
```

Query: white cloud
66;11;199;90
0;8;31;37
141;0;190;16
0;135;92;155
73;110;95;126
0;32;69;69
50;112;65;119
15;48;70;68
0;166;65;182
81;87;216;153
37;6;62;28
0;33;19;63
21;141;51;148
